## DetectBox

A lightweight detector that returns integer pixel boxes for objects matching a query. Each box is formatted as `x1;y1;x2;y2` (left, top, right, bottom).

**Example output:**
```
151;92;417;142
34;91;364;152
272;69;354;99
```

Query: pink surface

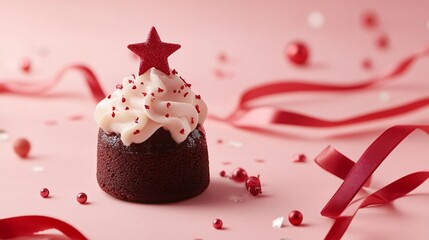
1;0;429;239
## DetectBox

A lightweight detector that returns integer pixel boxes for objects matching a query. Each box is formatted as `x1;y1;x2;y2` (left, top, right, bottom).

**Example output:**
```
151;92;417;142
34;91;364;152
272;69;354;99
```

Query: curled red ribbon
315;125;429;239
0;64;106;102
0;215;87;239
210;47;429;131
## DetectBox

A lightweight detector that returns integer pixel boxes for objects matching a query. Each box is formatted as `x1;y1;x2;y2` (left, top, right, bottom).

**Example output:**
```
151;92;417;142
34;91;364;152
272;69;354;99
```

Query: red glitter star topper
128;27;181;76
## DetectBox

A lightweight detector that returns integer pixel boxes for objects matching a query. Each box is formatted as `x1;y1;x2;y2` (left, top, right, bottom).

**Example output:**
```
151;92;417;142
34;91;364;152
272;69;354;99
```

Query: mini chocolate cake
97;125;209;203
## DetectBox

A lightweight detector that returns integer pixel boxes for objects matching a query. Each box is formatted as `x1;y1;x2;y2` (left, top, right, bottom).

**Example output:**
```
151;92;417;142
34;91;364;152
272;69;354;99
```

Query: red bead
246;176;262;196
40;188;49;198
213;218;223;229
376;34;389;49
362;58;373;70
219;170;226;177
361;10;378;29
231;167;248;182
291;153;306;163
286;42;309;66
77;192;87;204
13;138;31;158
20;58;31;73
288;210;303;226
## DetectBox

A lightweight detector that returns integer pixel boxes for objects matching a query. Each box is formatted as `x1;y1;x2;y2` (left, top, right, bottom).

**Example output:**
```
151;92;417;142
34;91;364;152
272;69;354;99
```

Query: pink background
1;0;429;239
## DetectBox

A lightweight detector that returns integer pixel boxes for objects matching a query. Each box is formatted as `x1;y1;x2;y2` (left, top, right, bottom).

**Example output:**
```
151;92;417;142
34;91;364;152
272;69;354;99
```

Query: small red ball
362;58;373;70
219;170;226;177
76;192;87;204
231;167;248;182
213;218;223;229
20;58;31;73
246;176;262;196
13;138;31;158
40;188;49;198
288;210;303;226
286;42;309;66
361;10;378;29
376;34;389;49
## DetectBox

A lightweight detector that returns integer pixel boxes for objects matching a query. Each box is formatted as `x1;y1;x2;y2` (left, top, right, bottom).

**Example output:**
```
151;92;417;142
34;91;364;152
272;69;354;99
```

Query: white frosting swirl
94;68;207;146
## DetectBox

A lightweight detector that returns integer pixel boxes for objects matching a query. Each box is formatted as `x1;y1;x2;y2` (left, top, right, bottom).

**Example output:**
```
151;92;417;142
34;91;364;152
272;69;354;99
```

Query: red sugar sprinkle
132;85;137;89
255;159;265;163
20;58;31;73
172;69;178;75
151;97;156;102
195;95;201;99
145;105;150;109
195;105;201;113
180;129;185;134
362;58;373;70
111;112;115;118
151;93;155;97
135;117;139;123
116;84;123;89
112;106;116;110
132;74;136;79
180;85;184;90
191;117;195;124
125;106;129;110
183;92;189;97
128;79;134;84
178;90;181;93
217;139;223;144
362;10;378;29
133;129;140;135
122;97;126;103
142;92;147;96
165;114;170;118
158;87;164;93
219;171;226;177
173;90;177;93
140;82;144;85
107;95;111;99
376;34;389;49
166;102;171;108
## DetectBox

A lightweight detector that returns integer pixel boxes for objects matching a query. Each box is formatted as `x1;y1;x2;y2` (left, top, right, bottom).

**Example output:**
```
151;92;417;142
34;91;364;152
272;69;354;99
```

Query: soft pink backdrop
1;0;429;239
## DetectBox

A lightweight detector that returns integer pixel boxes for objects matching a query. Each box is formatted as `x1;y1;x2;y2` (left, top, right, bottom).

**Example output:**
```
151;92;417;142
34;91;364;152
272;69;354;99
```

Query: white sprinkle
228;195;245;204
32;166;45;172
228;140;243;148
0;130;9;141
308;11;325;28
379;91;390;102
272;217;284;229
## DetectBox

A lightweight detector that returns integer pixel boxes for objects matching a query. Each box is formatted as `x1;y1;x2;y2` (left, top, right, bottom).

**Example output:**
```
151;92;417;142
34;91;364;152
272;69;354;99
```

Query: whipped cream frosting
95;68;207;146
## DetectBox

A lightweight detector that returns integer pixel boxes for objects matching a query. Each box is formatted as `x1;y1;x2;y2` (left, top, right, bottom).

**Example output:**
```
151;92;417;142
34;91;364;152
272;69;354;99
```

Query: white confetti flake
379;91;390;102
32;166;45;172
272;217;284;229
228;140;243;148
308;11;325;28
228;195;245;204
0;130;9;141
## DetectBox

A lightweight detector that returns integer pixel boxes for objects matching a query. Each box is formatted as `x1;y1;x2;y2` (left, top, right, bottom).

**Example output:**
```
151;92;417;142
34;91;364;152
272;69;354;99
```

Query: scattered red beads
245;176;262;196
219;170;226;177
13;138;31;158
20;58;32;73
361;10;378;29
76;192;88;204
231;167;248;182
288;210;303;226
213;218;223;229
40;188;49;198
286;41;309;66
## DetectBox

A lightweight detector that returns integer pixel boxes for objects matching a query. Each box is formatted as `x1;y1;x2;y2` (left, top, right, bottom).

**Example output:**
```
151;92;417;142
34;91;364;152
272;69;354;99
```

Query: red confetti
254;159;265;163
218;52;228;62
217;139;223;144
172;69;178;75
362;58;373;70
107;95;111;99
191;117;194;124
133;130;140;135
195;95;201;99
145;105;150;109
286;41;309;65
288;210;303;226
183;92;188;97
125;106;129;110
20;58;32;73
132;85;137;90
158;87;164;93
376;34;389;49
135;117;139;123
128;79;134;84
166;102;171;108
361;10;378;29
13;138;31;158
68;115;84;121
142;92;147;96
180;129;185;134
121;97;126;103
116;84;123;89
111;112;115;118
128;27;181;75
76;192;87;204
195;105;200;113
165;114;169;118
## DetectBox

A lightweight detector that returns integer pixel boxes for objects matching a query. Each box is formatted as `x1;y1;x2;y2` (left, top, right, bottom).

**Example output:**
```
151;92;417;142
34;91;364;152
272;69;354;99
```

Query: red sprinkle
191;117;195;124
376;34;389;49
107;95;111;99
195;105;201;113
132;74;136;79
121;97;126;103
217;139;223;144
195;95;201;99
173;90;177;93
14;138;31;159
132;85;137;89
112;106;116;110
140;82;144;85
142;92;147;96
172;69;178;75
178;90;181;93
151;93;155;97
180;85;185;90
219;171;226;177
183;92;189;97
133;129;140;135
165;114;170;118
180;129;185;134
158;87;164;93
128;79;134;84
135;117;139;123
231;167;248;182
116;84;123;89
125;106;129;110
145;105;150;109
20;58;32;73
166;102;171;108
111;112;115;118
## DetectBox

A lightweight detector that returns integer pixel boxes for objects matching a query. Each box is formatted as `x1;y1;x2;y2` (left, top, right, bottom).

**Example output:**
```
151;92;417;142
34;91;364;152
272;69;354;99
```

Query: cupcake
94;27;209;203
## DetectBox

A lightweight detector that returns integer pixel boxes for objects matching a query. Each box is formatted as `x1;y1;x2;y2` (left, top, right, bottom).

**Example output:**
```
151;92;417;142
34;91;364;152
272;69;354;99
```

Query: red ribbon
315;125;429;239
0;215;88;239
0;64;106;102
210;47;429;131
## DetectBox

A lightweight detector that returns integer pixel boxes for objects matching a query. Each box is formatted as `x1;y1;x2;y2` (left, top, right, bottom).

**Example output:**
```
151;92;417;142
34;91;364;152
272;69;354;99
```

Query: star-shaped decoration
128;27;181;75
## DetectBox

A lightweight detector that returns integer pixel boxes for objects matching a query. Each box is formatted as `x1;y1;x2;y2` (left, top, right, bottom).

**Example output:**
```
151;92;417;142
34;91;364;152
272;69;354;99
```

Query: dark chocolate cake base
97;125;209;203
